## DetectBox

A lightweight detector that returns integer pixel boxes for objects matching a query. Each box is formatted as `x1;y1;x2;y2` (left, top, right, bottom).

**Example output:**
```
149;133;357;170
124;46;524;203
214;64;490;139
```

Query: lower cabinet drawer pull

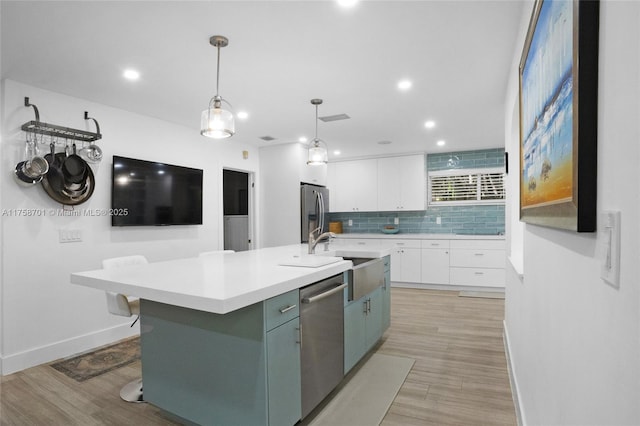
279;304;297;314
474;253;485;256
474;272;484;275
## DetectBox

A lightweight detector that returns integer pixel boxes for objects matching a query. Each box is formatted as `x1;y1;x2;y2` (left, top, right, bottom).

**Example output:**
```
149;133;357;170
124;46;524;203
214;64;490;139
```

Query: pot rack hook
24;97;40;122
84;111;101;137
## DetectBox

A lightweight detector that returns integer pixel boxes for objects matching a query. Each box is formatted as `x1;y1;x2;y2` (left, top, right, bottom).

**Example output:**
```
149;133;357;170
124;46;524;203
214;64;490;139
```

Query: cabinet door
330;160;377;212
402;248;422;282
398;155;426;210
344;298;367;374
389;248;403;282
365;287;383;349
377;155;425;211
421;248;450;284
267;318;301;426
381;257;391;331
377;157;401;211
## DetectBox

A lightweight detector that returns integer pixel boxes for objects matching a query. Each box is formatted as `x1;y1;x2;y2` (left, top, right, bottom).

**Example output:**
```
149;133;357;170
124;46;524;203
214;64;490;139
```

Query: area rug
303;353;414;426
50;337;140;382
459;290;505;299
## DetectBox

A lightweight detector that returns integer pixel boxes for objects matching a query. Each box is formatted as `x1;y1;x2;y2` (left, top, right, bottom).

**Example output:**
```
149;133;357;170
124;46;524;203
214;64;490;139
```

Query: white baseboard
1;323;139;376
503;320;526;426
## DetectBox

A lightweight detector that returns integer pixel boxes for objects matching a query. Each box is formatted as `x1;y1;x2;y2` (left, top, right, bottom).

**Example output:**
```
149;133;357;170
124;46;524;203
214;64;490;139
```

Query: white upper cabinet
377;155;426;211
300;158;327;186
327;159;377;212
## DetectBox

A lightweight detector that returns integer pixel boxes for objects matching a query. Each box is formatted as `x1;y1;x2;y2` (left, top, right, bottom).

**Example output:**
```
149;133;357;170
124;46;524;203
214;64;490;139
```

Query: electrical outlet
348;219;353;227
436;216;441;225
394;217;399;225
600;211;620;287
59;229;83;243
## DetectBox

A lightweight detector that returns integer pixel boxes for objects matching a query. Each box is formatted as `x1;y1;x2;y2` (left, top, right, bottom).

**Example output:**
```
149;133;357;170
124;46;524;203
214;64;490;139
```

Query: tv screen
111;156;203;226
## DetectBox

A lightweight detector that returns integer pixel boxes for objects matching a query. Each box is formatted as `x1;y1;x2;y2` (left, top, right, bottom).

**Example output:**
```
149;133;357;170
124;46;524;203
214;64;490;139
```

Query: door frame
220;168;255;251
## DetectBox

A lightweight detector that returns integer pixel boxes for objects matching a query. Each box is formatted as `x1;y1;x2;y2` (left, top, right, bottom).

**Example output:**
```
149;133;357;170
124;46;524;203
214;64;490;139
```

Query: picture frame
518;0;599;232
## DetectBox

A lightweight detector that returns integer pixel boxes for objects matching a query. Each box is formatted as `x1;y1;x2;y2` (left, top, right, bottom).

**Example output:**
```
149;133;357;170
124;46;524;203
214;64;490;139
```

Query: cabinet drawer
450;267;505;287
336;238;380;247
450;239;505;250
382;239;421;249
420;239;450;249
265;290;299;331
450;249;505;268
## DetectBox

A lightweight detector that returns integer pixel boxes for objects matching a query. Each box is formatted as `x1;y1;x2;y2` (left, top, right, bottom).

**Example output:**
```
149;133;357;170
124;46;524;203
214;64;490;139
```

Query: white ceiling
1;1;524;160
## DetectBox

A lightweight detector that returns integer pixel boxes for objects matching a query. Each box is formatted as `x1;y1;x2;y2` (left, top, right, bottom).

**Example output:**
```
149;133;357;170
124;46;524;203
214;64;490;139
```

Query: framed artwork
519;0;599;232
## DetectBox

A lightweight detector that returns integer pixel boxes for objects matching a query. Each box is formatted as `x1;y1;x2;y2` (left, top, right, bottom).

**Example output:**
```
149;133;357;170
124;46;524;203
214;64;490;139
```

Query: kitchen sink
342;257;384;301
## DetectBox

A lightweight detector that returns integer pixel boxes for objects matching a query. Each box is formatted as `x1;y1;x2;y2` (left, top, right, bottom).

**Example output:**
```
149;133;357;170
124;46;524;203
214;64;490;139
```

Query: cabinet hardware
474;253;485;256
297;325;302;349
363;300;368;314
279;304;297;314
474;272;484;275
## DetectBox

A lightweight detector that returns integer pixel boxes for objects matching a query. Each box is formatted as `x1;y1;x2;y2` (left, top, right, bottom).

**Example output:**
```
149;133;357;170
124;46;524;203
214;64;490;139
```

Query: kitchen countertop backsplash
328;204;505;236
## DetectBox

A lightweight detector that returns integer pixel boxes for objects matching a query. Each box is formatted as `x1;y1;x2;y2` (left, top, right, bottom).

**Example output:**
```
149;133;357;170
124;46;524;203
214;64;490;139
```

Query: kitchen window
428;167;505;206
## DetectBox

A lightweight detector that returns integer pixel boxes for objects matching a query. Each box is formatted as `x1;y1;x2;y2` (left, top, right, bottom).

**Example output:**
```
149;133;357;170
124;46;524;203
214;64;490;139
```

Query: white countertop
71;244;390;314
334;233;505;240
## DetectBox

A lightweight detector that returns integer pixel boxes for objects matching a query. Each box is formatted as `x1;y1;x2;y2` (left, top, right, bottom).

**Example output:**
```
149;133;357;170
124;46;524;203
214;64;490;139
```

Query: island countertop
71;244;390;314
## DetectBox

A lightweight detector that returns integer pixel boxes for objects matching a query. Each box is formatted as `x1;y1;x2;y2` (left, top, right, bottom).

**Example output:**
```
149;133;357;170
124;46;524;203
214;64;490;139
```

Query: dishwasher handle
301;283;347;304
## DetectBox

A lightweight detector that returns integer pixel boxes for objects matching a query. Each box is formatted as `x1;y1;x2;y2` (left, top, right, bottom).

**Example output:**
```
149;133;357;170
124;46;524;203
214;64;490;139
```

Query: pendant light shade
201;35;235;139
307;99;328;165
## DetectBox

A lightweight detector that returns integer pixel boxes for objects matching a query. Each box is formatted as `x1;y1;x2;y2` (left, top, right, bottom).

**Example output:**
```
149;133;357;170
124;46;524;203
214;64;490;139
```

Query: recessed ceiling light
337;0;358;8
333;150;341;156
398;80;412;91
437;140;446;146
123;69;140;81
236;111;249;120
299;136;308;143
424;120;436;129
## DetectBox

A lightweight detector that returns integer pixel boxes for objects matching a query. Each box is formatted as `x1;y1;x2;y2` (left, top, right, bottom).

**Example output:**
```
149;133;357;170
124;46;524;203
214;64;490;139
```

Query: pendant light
201;35;235;139
307;99;328;165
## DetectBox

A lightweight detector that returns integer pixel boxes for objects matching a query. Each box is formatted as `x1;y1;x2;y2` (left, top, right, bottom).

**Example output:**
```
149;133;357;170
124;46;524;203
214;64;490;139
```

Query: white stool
103;255;147;403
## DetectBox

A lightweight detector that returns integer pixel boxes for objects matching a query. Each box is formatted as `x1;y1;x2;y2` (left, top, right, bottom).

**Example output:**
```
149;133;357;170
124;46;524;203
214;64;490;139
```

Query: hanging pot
62;143;87;184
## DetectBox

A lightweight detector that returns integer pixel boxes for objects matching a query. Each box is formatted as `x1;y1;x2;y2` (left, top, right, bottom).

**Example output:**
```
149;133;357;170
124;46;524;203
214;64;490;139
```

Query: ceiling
1;1;524;160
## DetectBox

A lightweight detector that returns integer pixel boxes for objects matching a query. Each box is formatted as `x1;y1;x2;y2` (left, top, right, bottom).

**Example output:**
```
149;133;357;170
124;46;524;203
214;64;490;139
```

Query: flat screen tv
111;156;203;226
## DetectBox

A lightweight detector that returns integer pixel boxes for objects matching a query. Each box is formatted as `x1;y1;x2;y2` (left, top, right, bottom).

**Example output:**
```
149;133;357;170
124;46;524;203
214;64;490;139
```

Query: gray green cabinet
381;255;391;331
140;289;301;426
266;317;301;426
344;285;385;374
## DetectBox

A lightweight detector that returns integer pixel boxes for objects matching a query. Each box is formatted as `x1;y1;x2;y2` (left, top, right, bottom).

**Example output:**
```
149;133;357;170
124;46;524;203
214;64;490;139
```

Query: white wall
0;80;259;374
259;143;304;247
504;2;640;425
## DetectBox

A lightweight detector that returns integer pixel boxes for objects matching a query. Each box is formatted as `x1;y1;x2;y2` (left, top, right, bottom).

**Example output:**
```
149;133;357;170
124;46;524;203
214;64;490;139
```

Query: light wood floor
0;288;516;425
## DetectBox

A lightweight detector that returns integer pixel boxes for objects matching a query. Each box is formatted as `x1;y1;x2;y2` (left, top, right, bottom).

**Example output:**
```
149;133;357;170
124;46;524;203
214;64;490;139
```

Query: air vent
318;114;350;122
259;135;276;141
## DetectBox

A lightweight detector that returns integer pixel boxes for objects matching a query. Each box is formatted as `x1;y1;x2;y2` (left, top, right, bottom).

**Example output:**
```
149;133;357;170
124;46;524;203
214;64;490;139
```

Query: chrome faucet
308;227;335;254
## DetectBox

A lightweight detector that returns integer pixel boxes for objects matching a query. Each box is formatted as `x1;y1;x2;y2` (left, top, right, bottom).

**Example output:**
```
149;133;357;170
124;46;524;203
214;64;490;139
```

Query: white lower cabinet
420;239;450;284
385;239;421;282
449;239;505;287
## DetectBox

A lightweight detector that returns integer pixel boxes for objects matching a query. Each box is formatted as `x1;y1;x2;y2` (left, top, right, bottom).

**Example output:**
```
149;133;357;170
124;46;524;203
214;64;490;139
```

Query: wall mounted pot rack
21;97;102;145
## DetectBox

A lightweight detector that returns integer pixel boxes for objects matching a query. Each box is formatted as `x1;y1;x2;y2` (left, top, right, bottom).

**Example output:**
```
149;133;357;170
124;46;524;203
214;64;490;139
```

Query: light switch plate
59;229;83;243
600;210;620;287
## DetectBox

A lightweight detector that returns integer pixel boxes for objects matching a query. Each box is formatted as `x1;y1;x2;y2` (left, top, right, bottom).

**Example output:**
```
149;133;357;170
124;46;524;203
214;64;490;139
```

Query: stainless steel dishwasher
299;273;347;419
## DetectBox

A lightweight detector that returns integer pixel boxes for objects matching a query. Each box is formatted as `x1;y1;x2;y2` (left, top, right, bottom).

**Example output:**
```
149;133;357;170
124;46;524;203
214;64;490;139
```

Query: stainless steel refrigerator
301;183;329;243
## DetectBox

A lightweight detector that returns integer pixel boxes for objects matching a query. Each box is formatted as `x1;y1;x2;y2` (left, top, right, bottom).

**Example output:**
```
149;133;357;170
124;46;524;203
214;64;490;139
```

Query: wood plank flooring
0;288;516;425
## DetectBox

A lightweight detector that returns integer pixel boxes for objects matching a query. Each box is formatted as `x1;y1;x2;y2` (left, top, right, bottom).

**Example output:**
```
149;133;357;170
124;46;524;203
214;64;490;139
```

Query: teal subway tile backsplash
328;148;505;235
329;205;505;235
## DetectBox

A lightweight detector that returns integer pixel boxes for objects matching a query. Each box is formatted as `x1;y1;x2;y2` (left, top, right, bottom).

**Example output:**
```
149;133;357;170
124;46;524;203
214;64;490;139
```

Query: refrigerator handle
318;191;325;232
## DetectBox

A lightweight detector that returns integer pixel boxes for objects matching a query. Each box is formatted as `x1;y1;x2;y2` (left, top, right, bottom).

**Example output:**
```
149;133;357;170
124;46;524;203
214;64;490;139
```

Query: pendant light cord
216;44;221;97
315;104;319;141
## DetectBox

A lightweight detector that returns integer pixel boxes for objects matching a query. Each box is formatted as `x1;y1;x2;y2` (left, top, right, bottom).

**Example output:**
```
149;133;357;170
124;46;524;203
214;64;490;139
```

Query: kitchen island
71;244;391;426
